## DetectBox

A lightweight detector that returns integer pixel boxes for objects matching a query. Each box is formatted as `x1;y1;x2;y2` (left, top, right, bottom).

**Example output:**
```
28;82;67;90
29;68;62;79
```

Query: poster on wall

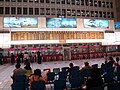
84;19;109;28
46;18;76;28
4;17;38;28
114;22;120;30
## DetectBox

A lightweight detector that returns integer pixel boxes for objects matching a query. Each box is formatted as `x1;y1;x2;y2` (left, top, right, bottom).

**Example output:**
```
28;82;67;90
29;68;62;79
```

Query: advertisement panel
4;17;38;28
114;22;120;30
84;19;109;28
46;18;76;28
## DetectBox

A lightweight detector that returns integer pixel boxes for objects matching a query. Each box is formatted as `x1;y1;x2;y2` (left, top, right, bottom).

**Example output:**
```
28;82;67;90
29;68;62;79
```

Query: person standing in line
34;52;37;62
15;53;21;64
37;51;42;64
24;52;29;60
20;53;24;63
31;52;35;63
104;53;108;63
0;53;3;65
11;53;15;65
23;52;30;63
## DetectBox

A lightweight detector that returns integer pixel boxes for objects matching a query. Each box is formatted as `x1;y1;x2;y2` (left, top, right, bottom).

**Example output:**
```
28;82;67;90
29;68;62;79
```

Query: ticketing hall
0;17;120;62
0;0;118;61
0;0;120;90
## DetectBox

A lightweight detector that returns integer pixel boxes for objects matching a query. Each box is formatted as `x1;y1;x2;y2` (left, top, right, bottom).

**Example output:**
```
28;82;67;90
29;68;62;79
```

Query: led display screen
84;19;109;28
46;18;76;28
4;17;38;28
114;22;120;30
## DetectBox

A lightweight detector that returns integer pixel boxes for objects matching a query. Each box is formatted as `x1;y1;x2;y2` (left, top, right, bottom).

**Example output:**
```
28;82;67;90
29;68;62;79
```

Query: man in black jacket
37;51;42;64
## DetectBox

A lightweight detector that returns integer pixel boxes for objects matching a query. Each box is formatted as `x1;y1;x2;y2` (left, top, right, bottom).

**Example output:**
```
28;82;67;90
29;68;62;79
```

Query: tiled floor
0;58;106;90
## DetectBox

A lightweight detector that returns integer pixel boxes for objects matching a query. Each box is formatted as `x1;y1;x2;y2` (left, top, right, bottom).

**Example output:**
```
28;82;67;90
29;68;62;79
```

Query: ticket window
82;48;88;53
71;47;78;54
41;49;49;55
96;46;103;52
106;45;118;52
52;49;62;54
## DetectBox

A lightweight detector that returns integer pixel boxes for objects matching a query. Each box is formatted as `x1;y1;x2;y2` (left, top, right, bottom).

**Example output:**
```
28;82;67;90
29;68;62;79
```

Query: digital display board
84;19;109;28
46;18;76;28
114;22;120;30
4;17;38;28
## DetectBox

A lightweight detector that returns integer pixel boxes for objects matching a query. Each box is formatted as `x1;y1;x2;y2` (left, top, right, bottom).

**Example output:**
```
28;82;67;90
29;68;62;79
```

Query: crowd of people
0;51;43;65
11;55;120;90
10;51;42;65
